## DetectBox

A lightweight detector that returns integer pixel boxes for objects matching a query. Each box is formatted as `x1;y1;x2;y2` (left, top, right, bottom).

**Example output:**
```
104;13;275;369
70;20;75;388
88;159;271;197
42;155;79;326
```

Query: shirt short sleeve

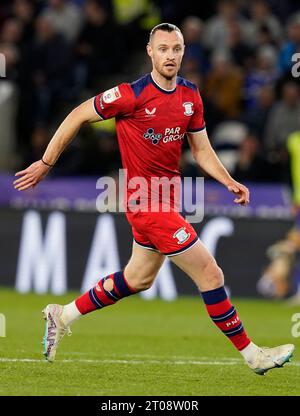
187;88;206;134
93;83;136;120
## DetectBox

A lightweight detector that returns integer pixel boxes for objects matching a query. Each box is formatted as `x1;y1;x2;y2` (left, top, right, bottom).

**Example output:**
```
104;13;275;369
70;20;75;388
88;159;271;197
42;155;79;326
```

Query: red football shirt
94;73;206;209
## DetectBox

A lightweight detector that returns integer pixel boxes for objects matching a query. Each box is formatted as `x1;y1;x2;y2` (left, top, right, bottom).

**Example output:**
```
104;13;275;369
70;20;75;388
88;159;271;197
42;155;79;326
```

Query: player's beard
158;64;178;81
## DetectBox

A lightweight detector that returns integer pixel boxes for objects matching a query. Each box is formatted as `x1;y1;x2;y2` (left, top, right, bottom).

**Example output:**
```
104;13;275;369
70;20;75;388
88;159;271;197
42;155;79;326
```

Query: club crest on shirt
183;102;194;116
173;227;191;244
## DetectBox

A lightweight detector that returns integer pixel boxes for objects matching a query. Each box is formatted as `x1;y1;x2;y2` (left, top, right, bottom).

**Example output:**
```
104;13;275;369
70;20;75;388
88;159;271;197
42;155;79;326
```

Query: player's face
147;30;185;80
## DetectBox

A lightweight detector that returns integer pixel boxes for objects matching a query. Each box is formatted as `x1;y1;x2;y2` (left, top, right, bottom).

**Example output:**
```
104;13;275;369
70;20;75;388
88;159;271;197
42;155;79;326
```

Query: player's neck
151;71;176;91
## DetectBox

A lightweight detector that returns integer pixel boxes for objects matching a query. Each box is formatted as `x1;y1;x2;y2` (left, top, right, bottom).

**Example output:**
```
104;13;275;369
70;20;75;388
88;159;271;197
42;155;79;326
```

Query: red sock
201;286;251;351
75;271;137;315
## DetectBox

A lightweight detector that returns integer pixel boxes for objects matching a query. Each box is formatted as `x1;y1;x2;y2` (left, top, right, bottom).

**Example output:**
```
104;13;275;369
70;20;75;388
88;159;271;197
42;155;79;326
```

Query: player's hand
227;180;250;206
13;160;51;191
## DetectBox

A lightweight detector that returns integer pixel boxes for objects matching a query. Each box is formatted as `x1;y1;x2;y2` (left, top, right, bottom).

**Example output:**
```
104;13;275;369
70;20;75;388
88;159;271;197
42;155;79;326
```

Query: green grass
0;289;299;396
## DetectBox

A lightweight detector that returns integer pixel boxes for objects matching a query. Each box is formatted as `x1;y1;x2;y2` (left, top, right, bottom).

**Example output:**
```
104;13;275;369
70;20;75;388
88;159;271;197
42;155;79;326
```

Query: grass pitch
0;289;299;396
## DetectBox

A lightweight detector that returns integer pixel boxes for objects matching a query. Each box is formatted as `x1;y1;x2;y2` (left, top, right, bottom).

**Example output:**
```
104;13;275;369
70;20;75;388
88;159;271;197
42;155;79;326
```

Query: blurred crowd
1;0;300;184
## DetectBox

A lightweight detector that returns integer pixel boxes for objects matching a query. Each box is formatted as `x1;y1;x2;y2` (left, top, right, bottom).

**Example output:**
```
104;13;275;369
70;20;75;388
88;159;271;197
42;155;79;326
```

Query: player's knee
203;258;224;288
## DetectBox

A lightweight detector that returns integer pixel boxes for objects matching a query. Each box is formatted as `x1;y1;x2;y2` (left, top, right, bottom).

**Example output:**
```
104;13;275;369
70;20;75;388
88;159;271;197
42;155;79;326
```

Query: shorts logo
173;227;191;244
143;128;162;145
102;86;121;104
183;102;194;116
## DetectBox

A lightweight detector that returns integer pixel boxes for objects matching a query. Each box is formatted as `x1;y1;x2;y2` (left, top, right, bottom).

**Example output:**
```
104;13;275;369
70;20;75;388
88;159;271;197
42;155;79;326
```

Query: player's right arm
14;98;100;191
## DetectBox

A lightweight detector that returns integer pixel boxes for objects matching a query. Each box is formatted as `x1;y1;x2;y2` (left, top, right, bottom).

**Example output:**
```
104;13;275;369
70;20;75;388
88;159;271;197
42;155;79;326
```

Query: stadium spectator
255;24;278;49
203;0;251;50
0;17;23;46
226;19;253;68
232;133;275;182
42;0;82;42
76;0;119;89
264;81;300;182
241;84;276;140
181;16;207;75
205;48;243;118
247;0;283;46
243;45;279;110
264;81;300;151
29;15;73;124
278;16;300;75
12;0;36;44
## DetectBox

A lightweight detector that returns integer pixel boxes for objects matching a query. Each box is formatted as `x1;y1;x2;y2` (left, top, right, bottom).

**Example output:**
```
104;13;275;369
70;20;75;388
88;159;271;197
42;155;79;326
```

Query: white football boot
247;344;295;375
42;304;72;362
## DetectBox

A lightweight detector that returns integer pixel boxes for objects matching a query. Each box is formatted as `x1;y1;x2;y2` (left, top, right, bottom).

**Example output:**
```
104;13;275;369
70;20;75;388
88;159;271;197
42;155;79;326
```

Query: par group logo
143;128;162;145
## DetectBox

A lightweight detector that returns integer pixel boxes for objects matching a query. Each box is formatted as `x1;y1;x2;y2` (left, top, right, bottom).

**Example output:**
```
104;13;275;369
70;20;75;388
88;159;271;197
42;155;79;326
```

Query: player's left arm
187;129;250;206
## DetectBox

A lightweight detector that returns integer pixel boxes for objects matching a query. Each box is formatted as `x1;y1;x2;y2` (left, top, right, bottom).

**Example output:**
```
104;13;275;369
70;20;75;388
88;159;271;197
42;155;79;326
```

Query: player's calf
201;285;251;352
72;270;138;317
199;258;224;292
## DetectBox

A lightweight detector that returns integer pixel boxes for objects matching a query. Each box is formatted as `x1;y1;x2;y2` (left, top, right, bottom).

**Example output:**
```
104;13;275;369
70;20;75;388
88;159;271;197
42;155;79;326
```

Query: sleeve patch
103;86;122;104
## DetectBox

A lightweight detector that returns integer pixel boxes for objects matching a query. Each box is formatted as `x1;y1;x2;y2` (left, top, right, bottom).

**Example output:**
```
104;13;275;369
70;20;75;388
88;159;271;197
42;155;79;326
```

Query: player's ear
146;43;152;58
